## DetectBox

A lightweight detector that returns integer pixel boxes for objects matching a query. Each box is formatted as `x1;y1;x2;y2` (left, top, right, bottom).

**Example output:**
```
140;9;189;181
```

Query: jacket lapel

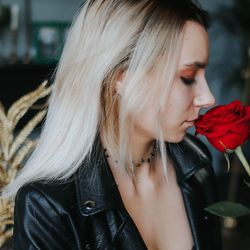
74;134;125;216
74;134;147;249
74;133;209;250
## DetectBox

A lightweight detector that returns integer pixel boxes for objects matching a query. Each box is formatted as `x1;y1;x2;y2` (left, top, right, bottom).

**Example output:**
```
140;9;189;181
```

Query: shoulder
15;177;77;204
166;133;214;179
182;133;217;181
13;179;81;249
14;178;77;216
181;134;219;203
183;133;213;165
167;134;221;211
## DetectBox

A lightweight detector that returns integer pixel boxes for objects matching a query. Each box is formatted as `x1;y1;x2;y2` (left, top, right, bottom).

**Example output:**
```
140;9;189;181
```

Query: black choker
103;141;157;167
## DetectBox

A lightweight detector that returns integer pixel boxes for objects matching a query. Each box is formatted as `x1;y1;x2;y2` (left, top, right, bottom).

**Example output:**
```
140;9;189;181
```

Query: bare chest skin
109;158;194;250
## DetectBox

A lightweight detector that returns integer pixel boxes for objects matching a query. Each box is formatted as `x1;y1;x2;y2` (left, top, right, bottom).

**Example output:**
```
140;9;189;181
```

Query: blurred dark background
0;0;250;249
196;1;250;249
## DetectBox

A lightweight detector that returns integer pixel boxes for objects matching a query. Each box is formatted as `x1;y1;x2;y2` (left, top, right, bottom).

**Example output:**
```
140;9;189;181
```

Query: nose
193;79;216;108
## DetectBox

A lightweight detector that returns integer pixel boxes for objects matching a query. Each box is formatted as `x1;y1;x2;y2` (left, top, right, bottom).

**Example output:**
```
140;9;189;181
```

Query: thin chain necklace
103;140;157;168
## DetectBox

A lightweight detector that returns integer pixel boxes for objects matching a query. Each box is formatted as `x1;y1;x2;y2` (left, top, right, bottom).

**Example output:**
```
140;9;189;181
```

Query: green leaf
205;201;250;218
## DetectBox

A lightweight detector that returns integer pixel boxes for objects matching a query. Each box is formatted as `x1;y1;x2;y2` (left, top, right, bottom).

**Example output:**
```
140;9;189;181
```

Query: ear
116;81;124;95
115;71;126;95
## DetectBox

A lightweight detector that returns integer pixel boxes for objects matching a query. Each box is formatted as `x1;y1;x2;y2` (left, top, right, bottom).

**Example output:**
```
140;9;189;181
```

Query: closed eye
180;77;196;86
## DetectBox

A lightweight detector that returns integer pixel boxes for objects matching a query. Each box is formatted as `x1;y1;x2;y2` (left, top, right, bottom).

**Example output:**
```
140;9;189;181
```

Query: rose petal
194;100;250;153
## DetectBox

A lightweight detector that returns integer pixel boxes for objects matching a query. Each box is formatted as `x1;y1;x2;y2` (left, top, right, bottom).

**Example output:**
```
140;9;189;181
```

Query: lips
187;116;199;122
184;120;195;128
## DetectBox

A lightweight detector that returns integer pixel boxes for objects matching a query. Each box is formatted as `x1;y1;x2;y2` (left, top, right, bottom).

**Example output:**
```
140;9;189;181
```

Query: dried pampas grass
0;80;51;246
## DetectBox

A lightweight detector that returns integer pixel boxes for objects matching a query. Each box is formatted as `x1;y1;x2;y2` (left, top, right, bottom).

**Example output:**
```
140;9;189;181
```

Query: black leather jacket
13;133;222;250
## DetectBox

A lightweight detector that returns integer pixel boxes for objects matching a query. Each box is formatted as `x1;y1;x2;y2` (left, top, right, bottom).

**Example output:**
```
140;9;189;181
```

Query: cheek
171;83;193;106
132;105;158;136
130;83;194;140
164;88;190;123
161;86;195;140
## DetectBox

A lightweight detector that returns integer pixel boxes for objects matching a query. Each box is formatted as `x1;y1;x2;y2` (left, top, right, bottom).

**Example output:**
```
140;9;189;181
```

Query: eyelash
180;77;197;86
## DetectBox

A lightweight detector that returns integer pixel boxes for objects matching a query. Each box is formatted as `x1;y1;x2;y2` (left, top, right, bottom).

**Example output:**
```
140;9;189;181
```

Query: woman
2;0;222;249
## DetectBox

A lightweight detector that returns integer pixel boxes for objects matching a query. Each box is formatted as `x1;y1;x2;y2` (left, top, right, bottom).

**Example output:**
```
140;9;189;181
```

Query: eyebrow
184;61;208;69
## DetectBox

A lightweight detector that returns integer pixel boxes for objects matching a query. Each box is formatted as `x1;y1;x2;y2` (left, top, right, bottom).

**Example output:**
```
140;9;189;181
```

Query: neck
100;127;157;167
129;128;156;165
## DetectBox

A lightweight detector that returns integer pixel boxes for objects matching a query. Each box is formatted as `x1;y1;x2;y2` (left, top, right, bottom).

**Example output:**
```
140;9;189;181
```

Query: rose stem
234;146;250;177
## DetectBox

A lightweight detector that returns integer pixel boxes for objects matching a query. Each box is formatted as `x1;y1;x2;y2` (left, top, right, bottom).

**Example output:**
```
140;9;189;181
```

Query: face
117;21;216;143
160;21;216;142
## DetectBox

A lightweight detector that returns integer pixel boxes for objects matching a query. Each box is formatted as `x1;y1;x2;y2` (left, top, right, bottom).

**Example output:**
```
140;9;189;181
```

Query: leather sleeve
13;184;76;250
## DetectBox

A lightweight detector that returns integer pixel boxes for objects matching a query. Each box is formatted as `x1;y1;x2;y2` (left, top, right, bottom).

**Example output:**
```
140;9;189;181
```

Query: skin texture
101;21;216;250
116;20;216;163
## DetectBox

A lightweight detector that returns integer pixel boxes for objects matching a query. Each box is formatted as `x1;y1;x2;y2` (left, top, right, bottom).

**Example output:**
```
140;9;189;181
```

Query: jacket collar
166;134;205;183
74;134;125;216
74;133;201;217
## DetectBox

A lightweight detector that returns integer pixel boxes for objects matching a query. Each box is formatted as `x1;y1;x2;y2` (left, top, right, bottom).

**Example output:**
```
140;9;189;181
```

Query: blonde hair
1;0;210;199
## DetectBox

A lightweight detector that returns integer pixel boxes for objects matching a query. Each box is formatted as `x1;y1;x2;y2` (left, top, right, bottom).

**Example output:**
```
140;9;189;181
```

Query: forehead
179;21;209;67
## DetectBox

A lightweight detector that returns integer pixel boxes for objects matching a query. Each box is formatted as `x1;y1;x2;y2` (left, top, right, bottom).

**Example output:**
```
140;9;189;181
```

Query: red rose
194;100;250;152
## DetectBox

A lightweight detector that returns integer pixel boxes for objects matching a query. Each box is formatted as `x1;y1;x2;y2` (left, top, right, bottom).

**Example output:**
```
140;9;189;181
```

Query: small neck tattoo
103;140;157;168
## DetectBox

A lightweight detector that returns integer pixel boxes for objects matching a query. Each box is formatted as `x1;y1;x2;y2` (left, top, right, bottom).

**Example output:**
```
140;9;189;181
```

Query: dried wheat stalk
0;80;52;247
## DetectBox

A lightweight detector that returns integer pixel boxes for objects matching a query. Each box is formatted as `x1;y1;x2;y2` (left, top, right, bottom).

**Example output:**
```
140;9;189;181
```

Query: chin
164;132;185;143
